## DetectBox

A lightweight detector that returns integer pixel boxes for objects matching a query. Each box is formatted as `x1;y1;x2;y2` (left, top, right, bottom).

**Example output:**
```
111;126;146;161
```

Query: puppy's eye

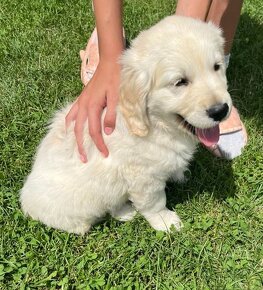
214;63;220;71
175;78;188;87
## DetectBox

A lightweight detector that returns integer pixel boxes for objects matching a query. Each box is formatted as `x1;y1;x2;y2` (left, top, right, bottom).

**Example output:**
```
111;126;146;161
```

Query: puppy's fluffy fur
20;16;232;234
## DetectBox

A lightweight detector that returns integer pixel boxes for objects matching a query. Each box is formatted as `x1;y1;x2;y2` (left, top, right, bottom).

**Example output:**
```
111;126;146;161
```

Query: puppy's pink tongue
195;125;220;146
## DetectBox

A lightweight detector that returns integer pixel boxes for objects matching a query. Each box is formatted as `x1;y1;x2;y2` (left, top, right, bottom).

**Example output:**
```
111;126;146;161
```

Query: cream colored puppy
20;16;232;234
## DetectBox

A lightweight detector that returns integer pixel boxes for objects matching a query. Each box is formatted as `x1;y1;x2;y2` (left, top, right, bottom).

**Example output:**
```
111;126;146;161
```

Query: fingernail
105;127;113;135
80;154;87;163
101;151;109;158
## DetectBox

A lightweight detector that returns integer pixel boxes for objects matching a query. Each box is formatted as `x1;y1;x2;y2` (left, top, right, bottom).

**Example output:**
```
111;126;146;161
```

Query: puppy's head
119;16;232;146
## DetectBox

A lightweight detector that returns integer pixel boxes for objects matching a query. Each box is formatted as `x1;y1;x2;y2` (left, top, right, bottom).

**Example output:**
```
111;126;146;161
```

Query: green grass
1;0;263;289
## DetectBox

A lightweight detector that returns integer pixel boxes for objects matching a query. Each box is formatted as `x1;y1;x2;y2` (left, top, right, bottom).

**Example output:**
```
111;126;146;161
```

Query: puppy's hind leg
111;202;137;222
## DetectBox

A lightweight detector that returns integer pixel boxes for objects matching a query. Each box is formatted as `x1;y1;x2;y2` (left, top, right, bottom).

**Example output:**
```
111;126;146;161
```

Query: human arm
66;0;124;162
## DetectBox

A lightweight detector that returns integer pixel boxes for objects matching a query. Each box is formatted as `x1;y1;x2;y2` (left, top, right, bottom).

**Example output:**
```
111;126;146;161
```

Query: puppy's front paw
146;209;183;232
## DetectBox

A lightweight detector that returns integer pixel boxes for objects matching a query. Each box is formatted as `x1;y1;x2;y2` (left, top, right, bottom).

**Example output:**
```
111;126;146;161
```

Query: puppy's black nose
207;103;229;121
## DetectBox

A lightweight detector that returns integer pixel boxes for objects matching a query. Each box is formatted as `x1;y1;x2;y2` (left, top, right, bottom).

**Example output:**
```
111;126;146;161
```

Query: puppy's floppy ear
119;52;151;137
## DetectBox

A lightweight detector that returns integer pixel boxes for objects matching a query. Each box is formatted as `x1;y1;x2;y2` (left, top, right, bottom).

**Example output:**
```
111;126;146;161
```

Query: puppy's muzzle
206;103;229;122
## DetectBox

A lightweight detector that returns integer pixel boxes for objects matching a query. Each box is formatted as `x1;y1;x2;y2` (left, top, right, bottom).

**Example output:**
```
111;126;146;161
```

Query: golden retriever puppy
20;16;232;234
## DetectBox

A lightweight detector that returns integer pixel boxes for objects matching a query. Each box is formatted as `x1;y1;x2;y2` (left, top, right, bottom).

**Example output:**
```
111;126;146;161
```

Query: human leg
206;0;243;54
176;0;212;20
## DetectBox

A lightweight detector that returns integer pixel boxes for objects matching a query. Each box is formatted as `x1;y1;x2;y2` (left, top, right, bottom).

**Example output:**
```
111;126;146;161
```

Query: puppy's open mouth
177;114;220;146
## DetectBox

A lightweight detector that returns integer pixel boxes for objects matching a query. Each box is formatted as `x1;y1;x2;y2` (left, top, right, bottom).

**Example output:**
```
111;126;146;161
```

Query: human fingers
88;105;109;157
104;94;118;135
65;100;78;129
74;107;88;163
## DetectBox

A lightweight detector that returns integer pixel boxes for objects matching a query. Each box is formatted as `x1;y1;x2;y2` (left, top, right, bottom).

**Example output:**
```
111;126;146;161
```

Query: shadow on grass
166;147;236;207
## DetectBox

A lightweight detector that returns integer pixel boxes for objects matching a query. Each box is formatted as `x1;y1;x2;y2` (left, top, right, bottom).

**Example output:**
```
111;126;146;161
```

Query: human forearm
93;0;124;62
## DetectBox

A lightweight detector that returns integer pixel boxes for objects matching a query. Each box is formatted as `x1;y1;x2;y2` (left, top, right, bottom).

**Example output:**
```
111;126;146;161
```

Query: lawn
1;0;263;289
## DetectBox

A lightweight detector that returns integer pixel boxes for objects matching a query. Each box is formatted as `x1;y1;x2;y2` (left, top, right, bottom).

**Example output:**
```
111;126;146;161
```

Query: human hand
65;60;121;163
